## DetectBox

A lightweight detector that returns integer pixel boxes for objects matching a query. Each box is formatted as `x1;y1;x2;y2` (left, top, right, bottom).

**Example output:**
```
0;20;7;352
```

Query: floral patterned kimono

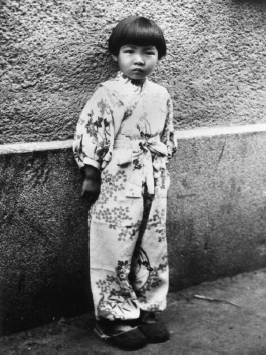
73;71;177;321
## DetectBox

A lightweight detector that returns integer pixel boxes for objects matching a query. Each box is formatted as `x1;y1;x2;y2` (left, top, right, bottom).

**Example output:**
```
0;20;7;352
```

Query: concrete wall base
1;124;266;335
169;124;266;289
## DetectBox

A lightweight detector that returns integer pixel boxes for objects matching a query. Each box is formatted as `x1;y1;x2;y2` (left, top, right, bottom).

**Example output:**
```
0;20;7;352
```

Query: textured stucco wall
0;149;92;334
1;128;266;334
1;0;266;144
168;129;266;289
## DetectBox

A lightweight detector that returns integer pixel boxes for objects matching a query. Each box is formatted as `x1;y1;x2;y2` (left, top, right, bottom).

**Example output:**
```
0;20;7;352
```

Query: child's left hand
81;164;101;203
81;177;101;203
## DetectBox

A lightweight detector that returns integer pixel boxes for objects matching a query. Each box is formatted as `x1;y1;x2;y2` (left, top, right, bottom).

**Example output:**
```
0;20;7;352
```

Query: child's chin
128;74;146;81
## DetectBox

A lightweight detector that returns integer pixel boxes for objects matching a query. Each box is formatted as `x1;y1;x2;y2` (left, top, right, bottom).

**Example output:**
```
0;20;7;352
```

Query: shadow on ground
1;269;266;354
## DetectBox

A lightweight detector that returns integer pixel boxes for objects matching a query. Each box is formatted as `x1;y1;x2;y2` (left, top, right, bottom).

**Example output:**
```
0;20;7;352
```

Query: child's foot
138;311;170;343
94;318;147;350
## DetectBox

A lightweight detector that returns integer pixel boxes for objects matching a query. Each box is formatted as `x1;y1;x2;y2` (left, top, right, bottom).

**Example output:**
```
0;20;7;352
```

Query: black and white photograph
1;0;266;353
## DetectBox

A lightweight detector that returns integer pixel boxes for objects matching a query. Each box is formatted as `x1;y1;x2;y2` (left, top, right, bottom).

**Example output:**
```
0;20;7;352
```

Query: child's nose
134;54;144;65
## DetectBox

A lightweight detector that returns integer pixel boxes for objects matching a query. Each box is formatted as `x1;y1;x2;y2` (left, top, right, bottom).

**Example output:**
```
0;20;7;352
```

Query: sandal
94;318;147;350
138;311;170;343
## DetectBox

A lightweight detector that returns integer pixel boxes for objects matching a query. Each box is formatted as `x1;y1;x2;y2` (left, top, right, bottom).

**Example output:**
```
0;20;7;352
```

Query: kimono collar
115;71;147;89
101;71;149;103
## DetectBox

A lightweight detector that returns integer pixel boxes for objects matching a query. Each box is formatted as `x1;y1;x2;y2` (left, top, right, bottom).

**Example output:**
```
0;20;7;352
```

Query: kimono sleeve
73;86;113;171
161;92;177;162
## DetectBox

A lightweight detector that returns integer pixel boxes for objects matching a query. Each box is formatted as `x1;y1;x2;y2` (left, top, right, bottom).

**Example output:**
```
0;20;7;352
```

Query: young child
73;16;177;351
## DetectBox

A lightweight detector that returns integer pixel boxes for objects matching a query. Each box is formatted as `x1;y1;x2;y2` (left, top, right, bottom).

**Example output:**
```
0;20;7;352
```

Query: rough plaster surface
1;130;266;334
168;130;266;289
0;150;92;334
1;0;266;144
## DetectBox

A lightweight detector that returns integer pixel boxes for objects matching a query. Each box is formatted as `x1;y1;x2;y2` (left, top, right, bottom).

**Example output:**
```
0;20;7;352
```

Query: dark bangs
108;16;167;59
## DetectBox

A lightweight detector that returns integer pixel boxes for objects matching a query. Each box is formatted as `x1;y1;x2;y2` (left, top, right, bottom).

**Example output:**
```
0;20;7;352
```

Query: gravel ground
1;269;266;354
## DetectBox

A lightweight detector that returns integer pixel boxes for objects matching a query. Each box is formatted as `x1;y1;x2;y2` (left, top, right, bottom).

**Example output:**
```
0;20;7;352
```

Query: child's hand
81;165;101;203
82;177;101;202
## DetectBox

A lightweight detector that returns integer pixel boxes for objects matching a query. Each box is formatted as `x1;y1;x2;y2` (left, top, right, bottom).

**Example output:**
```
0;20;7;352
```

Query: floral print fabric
90;159;169;320
73;71;177;171
73;71;177;320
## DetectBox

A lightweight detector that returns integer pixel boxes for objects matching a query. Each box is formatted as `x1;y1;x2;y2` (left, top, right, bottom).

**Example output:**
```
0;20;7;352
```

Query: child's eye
146;52;155;56
124;49;134;54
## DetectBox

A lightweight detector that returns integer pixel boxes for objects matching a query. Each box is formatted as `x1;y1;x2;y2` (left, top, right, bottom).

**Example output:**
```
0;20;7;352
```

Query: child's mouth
132;68;144;73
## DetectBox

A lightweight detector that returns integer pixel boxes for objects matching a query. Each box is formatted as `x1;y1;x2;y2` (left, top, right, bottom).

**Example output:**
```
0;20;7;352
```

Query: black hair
108;16;167;60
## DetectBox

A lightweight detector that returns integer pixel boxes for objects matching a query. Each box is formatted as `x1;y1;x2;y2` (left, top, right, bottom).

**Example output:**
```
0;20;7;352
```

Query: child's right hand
81;165;101;203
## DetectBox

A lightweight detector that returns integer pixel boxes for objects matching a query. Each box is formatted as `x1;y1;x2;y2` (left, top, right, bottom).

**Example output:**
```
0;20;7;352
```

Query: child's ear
112;54;118;62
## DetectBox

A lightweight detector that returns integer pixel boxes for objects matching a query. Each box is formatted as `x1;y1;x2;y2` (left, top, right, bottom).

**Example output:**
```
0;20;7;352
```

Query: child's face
112;45;159;82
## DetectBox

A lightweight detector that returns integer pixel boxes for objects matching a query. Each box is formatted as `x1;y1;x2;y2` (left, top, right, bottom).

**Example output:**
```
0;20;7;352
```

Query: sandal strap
140;311;159;324
94;321;138;339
